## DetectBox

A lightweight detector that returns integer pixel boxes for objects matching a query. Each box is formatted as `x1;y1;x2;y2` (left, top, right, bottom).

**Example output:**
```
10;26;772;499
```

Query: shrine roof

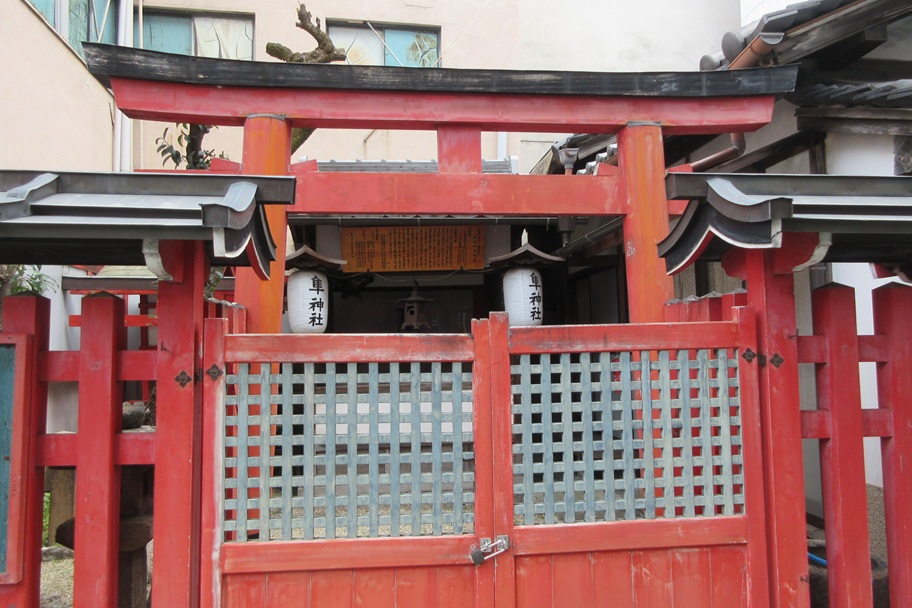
658;172;912;278
0;171;295;280
83;43;798;99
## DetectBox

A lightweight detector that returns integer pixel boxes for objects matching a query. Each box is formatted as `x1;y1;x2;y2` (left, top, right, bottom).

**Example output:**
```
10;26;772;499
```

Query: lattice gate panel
510;348;744;525
222;361;475;541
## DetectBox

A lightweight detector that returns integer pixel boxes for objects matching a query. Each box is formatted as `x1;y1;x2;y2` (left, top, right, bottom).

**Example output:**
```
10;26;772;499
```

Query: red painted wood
796;335;827;364
631;550;673;607
223;573;266;608
220;536;475;574
731;306;772;608
233;115;290;335
514;556;552;608
618;124;675;323
225;333;475;364
353;568;395;608
110;78;776;134
73;295;125;608
265;572;310;607
39;350;157;382
395;567;436;606
507;321;740;354
437;125;482;173
511;517;749;556
812;285;874;608
671;549;712;608
800;411;829;439
592;551;634;608
0;297;49;608
289;172;624;217
862;409;892;438
469;319;496;607
735;250;810;608
709;545;748;607
312;570;353;608
69;313;157;327
872;284;912;607
200;319;227;608
152;240;210;608
552;553;594;607
857;335;889;363
434;566;475;608
36;433;155;467
487;313;517;608
0;334;31;585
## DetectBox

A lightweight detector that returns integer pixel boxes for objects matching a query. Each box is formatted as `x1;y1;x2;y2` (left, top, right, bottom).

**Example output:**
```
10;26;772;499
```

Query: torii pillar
234;115;292;333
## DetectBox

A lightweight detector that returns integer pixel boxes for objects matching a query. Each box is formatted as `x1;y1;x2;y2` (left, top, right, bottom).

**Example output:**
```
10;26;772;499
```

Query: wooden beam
108;78;779;136
796;106;912;136
711;131;826;173
766;0;912;66
287;173;624;217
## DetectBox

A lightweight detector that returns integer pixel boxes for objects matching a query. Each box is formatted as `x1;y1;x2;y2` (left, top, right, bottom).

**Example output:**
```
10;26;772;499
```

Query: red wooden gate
200;309;768;607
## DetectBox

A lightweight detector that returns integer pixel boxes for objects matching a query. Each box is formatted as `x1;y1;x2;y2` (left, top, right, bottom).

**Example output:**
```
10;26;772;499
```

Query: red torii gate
32;44;798;608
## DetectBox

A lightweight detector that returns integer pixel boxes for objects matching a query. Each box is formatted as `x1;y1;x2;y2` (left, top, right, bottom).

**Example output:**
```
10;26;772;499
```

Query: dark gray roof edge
83;43;798;98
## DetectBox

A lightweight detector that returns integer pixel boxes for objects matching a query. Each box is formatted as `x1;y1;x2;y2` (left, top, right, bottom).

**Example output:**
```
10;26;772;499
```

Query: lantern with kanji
487;230;563;326
286;244;346;334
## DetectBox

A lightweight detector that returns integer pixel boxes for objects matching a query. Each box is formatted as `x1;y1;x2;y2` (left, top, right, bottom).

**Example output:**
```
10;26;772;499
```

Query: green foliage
155;124;227;170
0;265;57;296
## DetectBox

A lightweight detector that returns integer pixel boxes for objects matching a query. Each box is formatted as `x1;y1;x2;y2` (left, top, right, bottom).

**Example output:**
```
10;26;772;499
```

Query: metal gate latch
470;536;510;565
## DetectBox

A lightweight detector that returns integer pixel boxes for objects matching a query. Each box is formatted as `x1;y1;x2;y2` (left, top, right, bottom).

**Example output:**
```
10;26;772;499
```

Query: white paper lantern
287;269;329;334
503;267;543;326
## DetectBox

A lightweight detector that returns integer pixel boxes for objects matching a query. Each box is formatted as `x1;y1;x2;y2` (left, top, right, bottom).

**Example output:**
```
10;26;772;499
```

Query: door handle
470;535;510;566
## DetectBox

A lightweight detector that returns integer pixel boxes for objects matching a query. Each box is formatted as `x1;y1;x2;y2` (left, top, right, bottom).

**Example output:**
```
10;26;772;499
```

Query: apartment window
28;0;117;56
135;11;254;60
327;22;439;68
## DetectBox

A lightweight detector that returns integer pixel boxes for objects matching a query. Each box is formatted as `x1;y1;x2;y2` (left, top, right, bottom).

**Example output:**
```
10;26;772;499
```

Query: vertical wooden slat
201;318;227;608
451;362;465;534
552;553;594;607
395;567;436;606
520;355;535;524
599;352;617;521
716;350;736;516
872;284;912;608
560;353;575;523
326;363;338;539
471;318;496;607
515;556;553;608
679;350;696;518
640;351;656;519
347;363;359;538
813;285;873;608
312;570;353;608
266;572;310;607
592;551;634;608
431;362;444;535
235;364;250;542
709;545;747;607
435;566;474;608
280;364;293;540
257;365;271;540
698;349;716;515
368;363;380;537
540;354;556;524
631;549;673;608
580;353;596;522
303;363;316;541
409;362;422;535
224;573;266;608
353;568;395;608
659;351;676;517
671;549;712;607
74;295;124;608
388;363;401;537
620;352;637;520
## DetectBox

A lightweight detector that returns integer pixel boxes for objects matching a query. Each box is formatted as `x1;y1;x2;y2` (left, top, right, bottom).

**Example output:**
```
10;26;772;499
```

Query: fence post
872;283;912;607
811;284;873;608
0;296;50;608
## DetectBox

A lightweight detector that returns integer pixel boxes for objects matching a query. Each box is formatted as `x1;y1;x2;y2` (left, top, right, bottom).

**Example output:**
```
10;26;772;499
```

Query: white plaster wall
827;132;898;489
740;0;790;27
1;0;116;171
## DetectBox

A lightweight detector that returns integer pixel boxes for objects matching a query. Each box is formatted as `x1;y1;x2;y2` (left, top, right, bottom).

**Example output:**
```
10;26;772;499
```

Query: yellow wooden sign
341;226;486;273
